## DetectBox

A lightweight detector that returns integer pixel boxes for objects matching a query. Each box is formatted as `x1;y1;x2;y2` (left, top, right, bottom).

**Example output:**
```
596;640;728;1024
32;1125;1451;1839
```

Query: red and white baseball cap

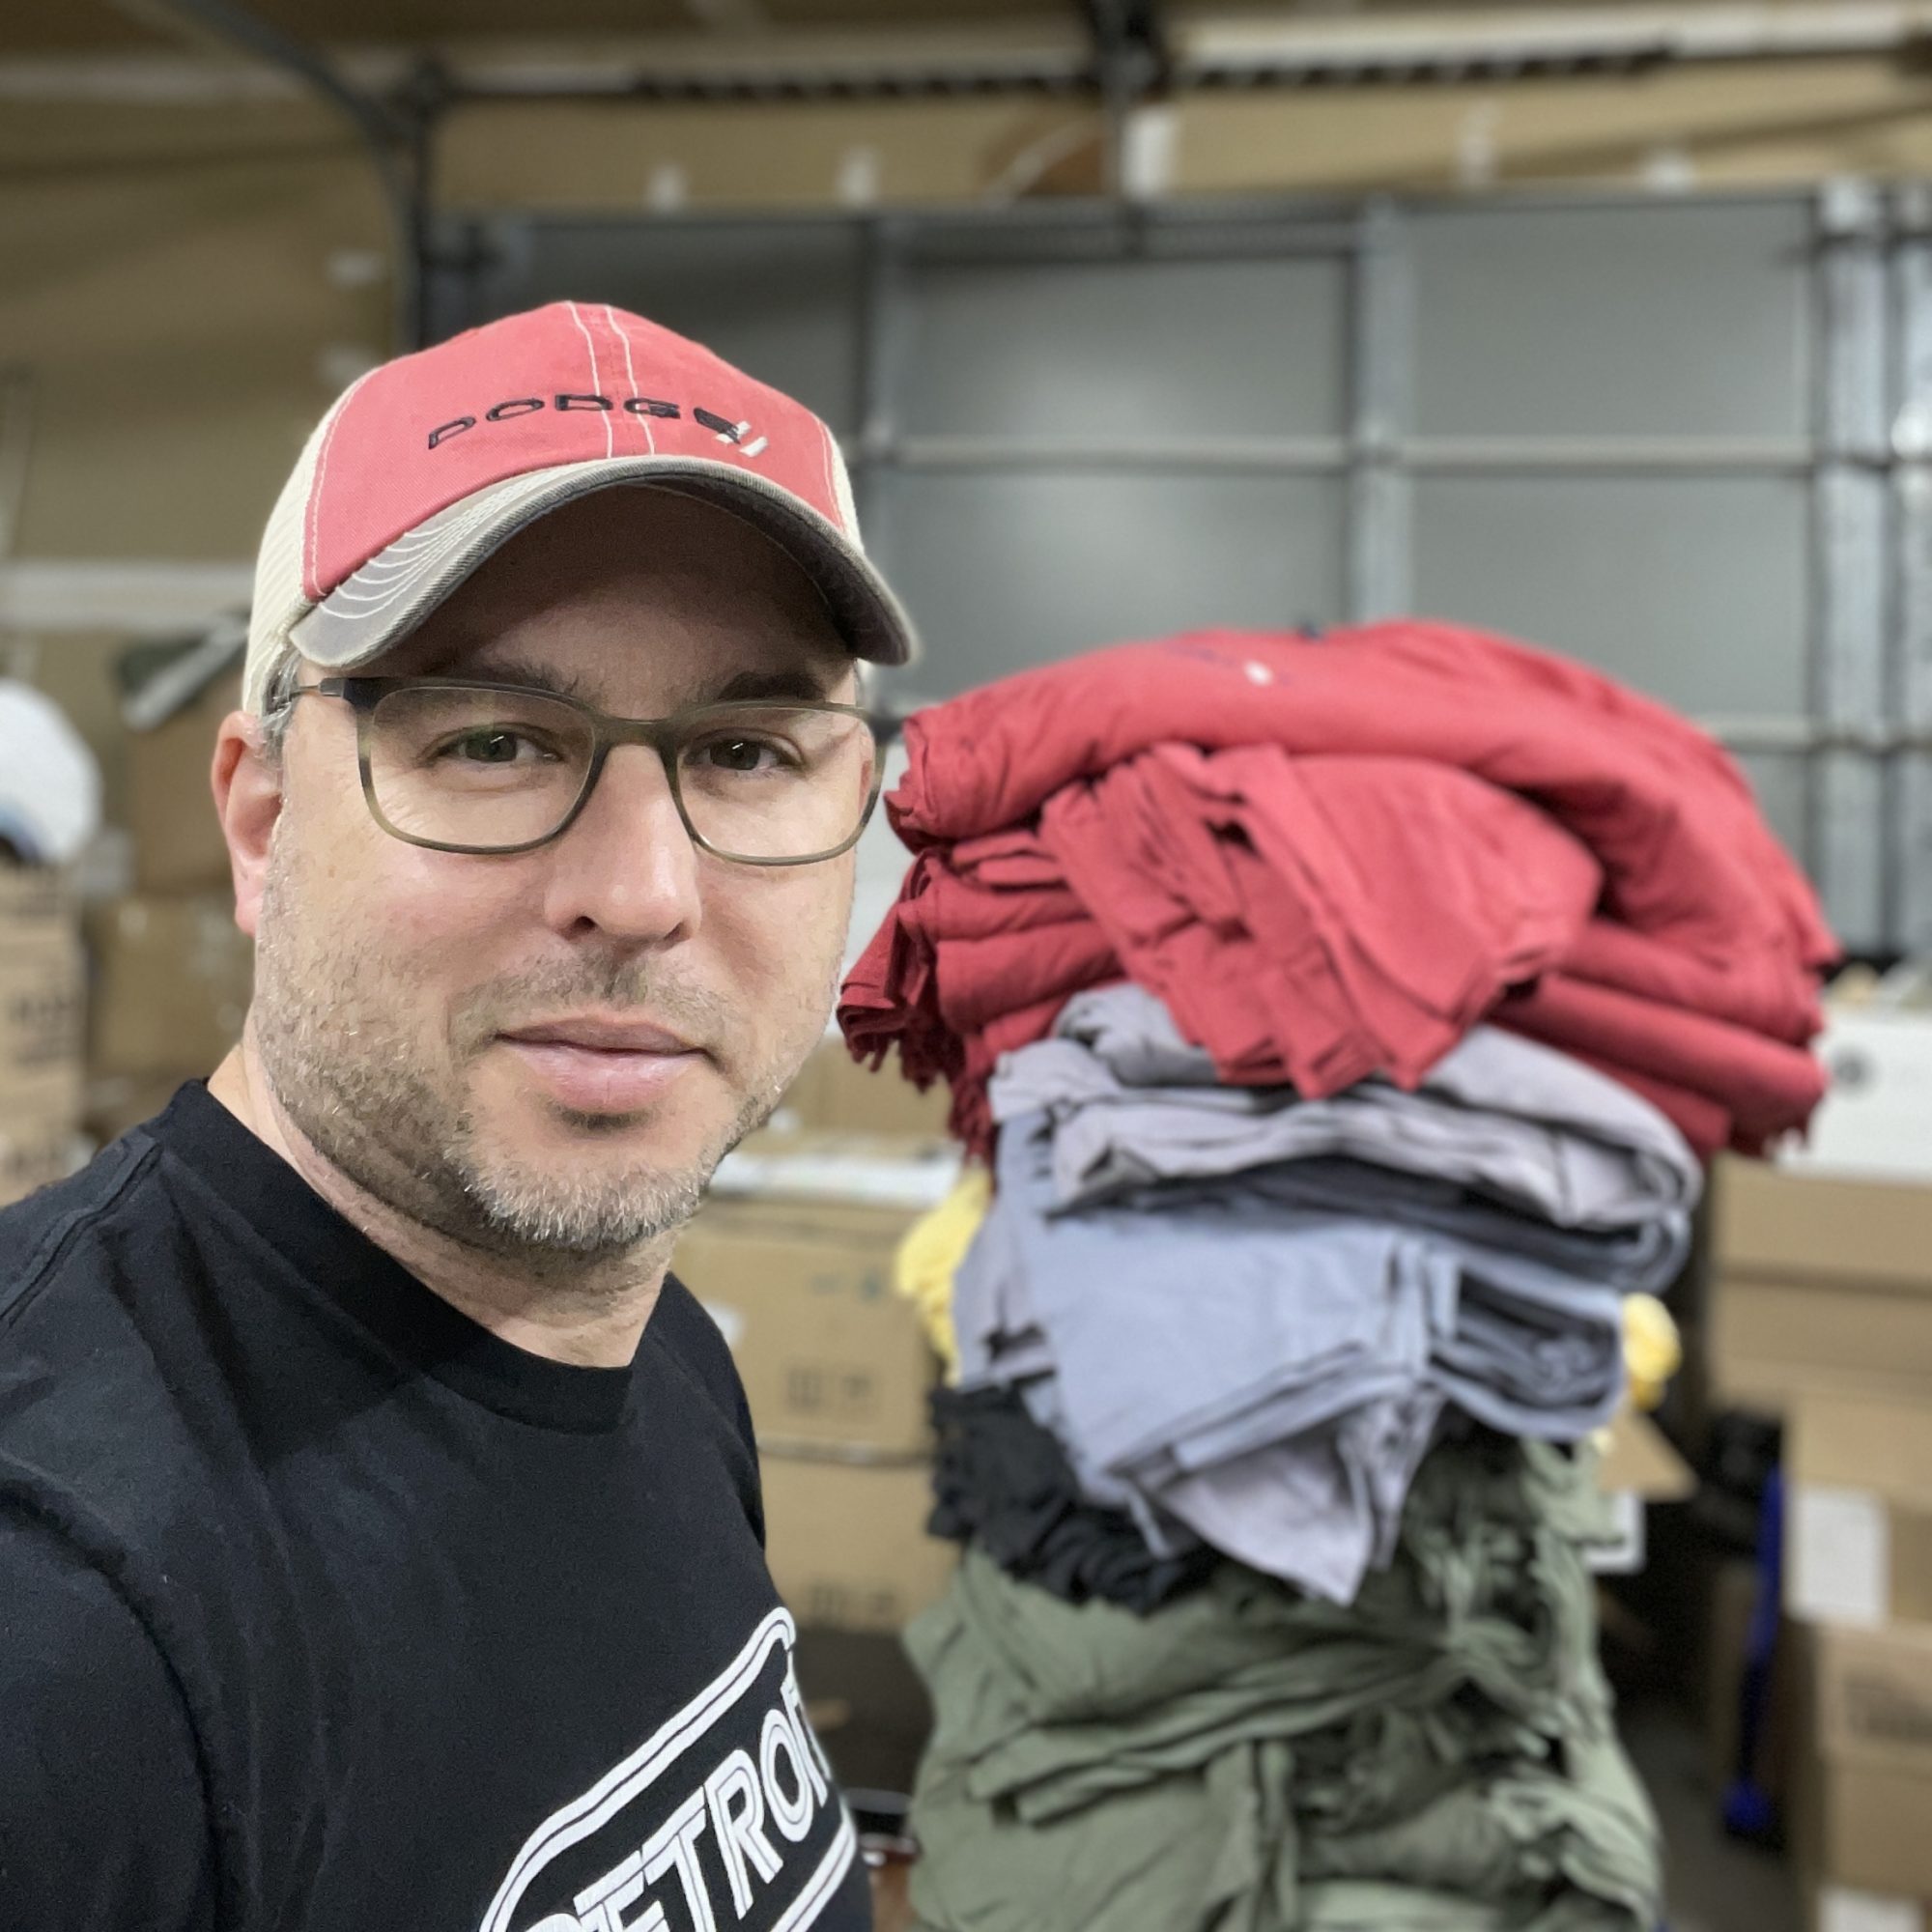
245;299;917;712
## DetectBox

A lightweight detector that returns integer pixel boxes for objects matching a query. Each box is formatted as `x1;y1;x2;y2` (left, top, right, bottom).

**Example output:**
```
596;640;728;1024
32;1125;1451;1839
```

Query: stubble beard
250;836;827;1269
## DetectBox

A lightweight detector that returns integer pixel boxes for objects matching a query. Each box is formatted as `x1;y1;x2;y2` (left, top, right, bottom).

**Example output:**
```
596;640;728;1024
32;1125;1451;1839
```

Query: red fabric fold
839;625;1835;1160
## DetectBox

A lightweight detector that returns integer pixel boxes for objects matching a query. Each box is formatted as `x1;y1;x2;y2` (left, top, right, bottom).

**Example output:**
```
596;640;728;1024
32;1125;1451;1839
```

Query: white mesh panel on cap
827;427;863;546
244;375;368;714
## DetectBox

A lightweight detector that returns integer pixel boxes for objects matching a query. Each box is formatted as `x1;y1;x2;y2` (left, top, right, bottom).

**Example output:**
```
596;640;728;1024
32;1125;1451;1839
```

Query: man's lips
498;1015;699;1055
494;1016;705;1113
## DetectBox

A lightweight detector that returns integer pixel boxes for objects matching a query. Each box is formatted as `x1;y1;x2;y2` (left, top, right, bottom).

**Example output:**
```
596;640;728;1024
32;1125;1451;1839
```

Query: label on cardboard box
0;865;74;945
1820;1622;1932;1767
0;930;84;1119
1784;1009;1932;1185
1821;1889;1925;1932
1586;1492;1647;1577
1791;1488;1890;1629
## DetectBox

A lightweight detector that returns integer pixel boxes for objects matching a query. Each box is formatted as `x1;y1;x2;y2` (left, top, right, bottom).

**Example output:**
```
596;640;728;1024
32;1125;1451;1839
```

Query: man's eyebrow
435;653;591;699
708;666;847;704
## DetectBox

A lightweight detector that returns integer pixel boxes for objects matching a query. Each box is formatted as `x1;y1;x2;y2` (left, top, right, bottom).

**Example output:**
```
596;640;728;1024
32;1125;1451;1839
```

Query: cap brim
289;456;919;673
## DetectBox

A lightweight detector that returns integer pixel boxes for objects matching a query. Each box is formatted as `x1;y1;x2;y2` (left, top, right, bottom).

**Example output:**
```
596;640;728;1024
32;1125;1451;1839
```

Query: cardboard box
1787;1391;1932;1628
1711;1160;1932;1416
88;895;253;1079
674;1194;939;1455
761;1453;953;1635
1713;1276;1932;1409
0;927;85;1120
1716;1158;1932;1293
1801;1621;1932;1904
710;1132;961;1212
788;1044;951;1140
1597;1410;1695;1502
127;670;240;895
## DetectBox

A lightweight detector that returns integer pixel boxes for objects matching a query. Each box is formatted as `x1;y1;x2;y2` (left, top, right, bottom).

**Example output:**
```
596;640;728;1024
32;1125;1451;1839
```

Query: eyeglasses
287;676;889;866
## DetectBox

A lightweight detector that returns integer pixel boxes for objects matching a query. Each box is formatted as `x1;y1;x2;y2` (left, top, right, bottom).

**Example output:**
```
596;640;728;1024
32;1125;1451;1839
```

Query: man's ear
213;712;280;941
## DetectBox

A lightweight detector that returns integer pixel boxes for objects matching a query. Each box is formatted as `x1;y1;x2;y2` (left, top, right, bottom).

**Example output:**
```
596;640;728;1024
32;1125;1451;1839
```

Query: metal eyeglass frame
287;675;893;866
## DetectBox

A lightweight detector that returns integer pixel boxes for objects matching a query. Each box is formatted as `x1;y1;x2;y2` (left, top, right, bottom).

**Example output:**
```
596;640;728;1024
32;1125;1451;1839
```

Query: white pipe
0;561;253;634
1179;4;1932;79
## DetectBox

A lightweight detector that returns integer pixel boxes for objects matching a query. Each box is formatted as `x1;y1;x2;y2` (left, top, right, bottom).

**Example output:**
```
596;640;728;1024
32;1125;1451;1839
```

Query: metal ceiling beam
679;0;771;29
22;3;1932;113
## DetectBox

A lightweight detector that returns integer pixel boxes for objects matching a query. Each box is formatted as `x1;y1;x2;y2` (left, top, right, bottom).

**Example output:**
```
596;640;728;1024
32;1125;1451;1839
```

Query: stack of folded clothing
954;981;1697;1604
841;624;1834;1932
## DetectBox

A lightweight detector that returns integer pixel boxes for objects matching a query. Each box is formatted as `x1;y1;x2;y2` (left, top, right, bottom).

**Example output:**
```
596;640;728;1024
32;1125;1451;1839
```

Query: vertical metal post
1347;199;1414;622
1812;180;1890;952
856;215;913;690
1892;183;1932;953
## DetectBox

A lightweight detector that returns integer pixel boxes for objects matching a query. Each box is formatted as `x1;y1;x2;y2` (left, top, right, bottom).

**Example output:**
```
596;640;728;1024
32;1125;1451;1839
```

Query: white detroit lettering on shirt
480;1610;854;1932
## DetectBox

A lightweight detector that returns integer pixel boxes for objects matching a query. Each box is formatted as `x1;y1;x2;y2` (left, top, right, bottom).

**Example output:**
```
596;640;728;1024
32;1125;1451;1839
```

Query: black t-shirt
0;1083;872;1932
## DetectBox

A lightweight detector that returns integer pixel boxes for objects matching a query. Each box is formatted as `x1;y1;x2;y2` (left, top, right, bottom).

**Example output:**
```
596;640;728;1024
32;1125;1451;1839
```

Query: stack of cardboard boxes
0;864;85;1208
675;1044;956;1632
88;658;254;1138
671;1046;957;1784
1709;995;1932;1930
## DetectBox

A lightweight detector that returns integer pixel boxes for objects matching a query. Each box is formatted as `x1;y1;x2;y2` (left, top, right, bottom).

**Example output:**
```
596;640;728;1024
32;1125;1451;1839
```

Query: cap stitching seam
605;306;655;456
565;300;613;460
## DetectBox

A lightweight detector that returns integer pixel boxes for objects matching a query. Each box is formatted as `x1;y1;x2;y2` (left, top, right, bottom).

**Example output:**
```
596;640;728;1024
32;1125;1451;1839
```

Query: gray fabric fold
953;1111;1625;1600
1002;981;1698;1244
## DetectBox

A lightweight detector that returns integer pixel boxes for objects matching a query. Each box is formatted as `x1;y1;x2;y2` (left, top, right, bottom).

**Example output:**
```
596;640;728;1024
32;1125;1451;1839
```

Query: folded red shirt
841;625;1834;1159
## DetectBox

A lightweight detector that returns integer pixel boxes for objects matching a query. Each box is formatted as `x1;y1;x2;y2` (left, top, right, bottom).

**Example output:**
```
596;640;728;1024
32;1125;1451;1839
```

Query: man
0;302;917;1930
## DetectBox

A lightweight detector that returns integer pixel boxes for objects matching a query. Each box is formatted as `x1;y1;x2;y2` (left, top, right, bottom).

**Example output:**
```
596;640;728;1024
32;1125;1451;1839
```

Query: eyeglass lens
363;686;879;861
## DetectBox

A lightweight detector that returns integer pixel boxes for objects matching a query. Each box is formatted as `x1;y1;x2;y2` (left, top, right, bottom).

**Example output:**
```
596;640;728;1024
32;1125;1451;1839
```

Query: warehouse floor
1622;1703;1799;1932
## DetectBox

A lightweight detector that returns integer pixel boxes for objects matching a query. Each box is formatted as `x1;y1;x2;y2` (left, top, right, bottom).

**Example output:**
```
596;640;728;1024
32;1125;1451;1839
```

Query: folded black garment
927;1384;1217;1615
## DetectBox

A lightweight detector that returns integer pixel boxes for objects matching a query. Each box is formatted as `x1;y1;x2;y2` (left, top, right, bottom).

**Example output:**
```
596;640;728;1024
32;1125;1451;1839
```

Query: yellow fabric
1621;1294;1681;1412
895;1165;991;1381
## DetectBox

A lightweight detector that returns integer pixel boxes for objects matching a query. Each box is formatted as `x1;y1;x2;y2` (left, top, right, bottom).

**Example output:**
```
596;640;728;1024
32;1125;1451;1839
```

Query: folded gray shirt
954;1111;1626;1600
1008;981;1699;1236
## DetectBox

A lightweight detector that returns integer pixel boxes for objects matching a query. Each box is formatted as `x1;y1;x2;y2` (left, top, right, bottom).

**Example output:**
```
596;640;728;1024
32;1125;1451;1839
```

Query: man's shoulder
651;1271;749;1417
650;1271;762;1537
0;1125;217;1525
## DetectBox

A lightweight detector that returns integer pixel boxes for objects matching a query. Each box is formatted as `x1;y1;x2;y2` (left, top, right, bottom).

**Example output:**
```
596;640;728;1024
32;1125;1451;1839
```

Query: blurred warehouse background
8;5;1932;1929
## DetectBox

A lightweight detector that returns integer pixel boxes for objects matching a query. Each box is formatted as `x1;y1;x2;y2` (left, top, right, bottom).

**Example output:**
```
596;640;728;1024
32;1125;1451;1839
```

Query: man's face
248;487;864;1261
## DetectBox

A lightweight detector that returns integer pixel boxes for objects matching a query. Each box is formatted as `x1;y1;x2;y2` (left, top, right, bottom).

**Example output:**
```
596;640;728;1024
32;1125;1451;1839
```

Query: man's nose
537;744;703;947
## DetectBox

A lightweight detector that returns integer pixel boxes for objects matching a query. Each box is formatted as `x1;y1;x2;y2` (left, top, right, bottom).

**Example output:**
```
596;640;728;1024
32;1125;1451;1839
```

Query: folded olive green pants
906;1435;1660;1932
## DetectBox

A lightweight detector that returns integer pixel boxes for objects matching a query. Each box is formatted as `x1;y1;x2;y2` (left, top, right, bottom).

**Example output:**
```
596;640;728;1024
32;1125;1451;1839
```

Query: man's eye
442;730;540;765
693;736;788;774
